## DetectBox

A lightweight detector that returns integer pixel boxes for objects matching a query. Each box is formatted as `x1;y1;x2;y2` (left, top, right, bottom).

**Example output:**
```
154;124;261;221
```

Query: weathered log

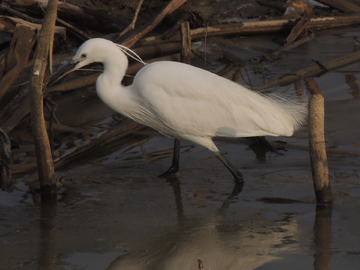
135;14;360;47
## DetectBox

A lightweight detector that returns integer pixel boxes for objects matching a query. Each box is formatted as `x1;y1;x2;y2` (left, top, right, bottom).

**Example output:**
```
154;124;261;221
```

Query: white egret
49;38;307;185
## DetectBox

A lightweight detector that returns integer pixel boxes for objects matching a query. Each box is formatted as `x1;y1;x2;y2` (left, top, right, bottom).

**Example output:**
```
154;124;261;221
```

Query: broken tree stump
307;78;333;204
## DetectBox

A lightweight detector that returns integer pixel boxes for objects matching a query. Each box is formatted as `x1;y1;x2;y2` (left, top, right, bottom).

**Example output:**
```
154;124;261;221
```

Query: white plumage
50;38;307;184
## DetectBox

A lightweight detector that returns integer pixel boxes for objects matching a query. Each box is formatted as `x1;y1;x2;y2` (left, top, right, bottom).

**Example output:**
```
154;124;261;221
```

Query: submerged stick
253;47;360;90
53;118;143;170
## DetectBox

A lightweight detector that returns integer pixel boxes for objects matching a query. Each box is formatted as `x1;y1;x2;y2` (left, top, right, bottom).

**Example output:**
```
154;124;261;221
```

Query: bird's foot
158;165;179;178
233;171;244;185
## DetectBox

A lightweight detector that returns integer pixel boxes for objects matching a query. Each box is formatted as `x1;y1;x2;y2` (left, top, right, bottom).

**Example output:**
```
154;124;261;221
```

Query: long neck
95;51;133;114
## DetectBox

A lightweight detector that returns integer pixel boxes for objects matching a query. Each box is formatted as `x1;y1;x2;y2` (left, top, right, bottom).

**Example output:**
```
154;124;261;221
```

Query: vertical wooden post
306;78;333;204
29;0;58;202
180;21;191;64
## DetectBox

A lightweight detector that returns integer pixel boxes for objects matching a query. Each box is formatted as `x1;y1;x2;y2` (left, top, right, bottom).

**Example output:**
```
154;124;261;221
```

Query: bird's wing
132;62;302;138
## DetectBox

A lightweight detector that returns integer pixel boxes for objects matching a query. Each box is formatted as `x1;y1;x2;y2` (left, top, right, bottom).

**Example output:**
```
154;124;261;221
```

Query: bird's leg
214;151;244;184
159;139;181;177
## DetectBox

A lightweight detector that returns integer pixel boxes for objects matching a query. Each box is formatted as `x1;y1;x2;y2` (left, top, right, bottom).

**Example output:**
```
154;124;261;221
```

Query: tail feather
265;91;308;133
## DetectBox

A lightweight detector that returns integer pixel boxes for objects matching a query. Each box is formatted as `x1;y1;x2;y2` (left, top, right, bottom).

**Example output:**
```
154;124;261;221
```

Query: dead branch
284;16;310;45
114;0;144;42
278;32;315;52
122;0;187;48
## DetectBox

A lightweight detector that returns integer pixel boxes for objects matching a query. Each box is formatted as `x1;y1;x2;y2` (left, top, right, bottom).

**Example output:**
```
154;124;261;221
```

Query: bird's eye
81;53;87;59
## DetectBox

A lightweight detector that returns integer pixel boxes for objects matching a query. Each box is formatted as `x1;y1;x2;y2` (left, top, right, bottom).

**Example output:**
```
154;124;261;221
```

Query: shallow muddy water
1;23;360;270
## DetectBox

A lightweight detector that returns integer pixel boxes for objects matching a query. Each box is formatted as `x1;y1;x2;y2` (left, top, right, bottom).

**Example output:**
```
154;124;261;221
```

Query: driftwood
135;14;360;47
316;0;360;12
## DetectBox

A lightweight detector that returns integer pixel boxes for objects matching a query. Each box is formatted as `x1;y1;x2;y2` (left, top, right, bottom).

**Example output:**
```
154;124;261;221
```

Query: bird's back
130;61;307;139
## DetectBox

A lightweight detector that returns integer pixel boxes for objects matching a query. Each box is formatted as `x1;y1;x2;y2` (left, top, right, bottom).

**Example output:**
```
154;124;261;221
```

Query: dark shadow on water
221;181;243;208
313;204;333;270
165;175;184;224
38;200;58;270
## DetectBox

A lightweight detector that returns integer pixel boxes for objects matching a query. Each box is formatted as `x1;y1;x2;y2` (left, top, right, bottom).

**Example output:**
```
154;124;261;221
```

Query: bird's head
48;38;125;86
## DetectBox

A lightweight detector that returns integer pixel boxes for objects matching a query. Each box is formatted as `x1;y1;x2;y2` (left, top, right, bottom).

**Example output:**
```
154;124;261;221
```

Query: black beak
47;60;79;86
